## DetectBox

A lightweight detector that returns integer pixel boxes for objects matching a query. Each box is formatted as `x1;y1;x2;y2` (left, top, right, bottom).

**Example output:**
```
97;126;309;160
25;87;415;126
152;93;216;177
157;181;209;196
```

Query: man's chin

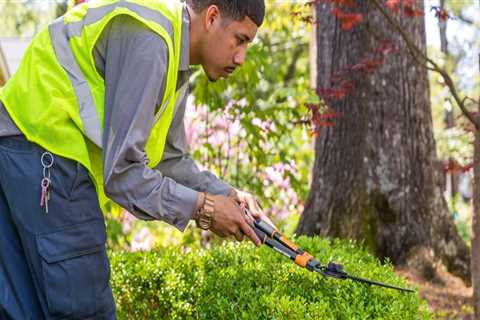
207;72;230;82
207;75;218;83
204;68;224;82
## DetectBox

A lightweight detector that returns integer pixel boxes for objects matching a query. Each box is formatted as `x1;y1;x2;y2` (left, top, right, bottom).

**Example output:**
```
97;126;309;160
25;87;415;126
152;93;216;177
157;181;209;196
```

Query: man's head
186;0;265;81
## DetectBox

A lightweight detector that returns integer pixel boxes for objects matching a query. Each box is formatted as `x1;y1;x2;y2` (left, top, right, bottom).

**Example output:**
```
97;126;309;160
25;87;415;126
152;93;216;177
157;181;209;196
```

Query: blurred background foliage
427;0;479;244
105;1;317;251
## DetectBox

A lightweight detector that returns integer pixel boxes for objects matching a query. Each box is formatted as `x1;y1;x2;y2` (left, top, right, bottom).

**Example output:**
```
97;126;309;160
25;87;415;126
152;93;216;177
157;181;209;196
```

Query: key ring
43;167;51;180
41;152;54;168
41;177;51;188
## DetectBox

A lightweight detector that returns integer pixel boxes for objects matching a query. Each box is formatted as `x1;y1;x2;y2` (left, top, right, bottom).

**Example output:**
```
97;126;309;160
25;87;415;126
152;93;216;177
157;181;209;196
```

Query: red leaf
318;88;346;100
437;11;449;21
351;58;383;74
306;105;337;134
403;0;424;17
332;8;363;30
386;0;423;16
431;6;450;22
308;0;355;7
317;80;355;100
404;6;424;17
444;161;474;173
333;0;355;7
310;129;321;137
376;41;397;55
385;0;401;12
331;8;343;17
318;111;337;119
316;121;336;127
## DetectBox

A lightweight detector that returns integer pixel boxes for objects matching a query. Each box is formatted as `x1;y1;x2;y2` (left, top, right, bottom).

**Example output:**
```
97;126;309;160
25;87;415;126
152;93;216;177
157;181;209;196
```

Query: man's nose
233;47;247;66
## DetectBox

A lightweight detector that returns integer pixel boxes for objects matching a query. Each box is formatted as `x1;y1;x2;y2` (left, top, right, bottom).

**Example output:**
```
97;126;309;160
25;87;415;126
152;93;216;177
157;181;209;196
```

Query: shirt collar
179;5;190;72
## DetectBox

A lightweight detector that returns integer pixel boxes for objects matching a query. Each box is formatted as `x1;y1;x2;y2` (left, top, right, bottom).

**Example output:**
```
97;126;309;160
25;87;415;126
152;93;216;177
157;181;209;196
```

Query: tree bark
439;0;449;54
297;0;470;284
471;53;480;319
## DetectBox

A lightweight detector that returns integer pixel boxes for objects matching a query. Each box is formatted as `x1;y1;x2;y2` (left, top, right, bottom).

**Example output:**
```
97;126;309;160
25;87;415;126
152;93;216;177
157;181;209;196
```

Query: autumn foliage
298;0;473;175
298;0;447;136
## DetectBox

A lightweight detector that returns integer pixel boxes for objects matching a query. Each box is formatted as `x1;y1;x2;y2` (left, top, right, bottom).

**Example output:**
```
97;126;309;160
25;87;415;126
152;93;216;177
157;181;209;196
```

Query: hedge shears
245;209;414;293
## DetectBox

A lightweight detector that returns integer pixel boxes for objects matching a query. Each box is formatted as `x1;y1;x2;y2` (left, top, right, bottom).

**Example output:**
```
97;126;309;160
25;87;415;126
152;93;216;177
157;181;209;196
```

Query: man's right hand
208;194;261;246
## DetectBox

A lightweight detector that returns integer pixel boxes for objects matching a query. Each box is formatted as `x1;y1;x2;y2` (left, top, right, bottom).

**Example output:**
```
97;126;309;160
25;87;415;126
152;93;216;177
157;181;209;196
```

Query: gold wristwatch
195;193;215;230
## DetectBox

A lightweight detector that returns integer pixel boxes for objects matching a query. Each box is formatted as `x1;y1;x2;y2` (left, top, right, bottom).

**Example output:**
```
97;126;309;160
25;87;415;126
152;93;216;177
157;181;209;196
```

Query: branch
466;97;480;106
370;0;480;130
284;44;307;85
457;13;474;25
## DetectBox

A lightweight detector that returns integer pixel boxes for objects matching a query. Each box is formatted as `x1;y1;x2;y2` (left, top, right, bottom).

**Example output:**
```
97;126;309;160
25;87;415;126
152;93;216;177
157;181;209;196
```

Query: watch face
198;216;211;230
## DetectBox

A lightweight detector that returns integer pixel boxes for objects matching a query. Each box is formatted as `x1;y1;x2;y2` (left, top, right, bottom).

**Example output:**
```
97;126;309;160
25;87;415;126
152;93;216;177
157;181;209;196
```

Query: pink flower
131;227;153;252
121;210;136;234
265;166;284;186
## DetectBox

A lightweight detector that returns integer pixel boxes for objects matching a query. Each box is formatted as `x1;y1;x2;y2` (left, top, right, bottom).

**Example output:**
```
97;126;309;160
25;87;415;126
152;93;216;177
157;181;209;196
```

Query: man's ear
204;5;220;31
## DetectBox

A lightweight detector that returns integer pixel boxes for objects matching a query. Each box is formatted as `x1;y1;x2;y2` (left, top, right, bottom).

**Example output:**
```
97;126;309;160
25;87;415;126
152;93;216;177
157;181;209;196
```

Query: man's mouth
225;67;236;74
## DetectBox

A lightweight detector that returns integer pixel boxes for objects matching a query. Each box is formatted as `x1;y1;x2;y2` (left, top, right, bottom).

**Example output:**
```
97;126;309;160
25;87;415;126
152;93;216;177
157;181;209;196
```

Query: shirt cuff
168;183;199;231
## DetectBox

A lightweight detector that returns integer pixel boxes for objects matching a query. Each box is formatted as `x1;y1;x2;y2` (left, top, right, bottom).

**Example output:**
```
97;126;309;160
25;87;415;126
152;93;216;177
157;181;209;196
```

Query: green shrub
110;236;430;319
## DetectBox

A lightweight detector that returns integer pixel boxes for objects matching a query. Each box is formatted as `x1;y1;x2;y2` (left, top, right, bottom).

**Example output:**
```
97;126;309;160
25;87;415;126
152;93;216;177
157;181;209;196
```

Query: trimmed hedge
110;236;430;319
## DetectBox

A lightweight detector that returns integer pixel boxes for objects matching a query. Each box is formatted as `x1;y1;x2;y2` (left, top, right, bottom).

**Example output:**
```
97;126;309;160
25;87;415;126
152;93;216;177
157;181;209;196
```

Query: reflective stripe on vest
49;1;176;148
0;0;183;213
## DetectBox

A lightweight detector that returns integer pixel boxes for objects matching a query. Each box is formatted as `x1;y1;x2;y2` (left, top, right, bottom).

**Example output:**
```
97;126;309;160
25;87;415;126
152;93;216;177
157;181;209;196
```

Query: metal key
40;177;50;213
40;152;54;214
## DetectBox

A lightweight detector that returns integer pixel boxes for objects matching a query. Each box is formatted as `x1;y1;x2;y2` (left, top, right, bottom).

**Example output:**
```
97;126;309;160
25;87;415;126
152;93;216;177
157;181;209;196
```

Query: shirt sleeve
99;15;198;231
155;95;234;196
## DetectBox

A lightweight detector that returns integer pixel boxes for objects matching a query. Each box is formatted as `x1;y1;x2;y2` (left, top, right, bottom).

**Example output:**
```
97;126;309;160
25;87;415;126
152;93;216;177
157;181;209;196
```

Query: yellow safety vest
0;0;184;213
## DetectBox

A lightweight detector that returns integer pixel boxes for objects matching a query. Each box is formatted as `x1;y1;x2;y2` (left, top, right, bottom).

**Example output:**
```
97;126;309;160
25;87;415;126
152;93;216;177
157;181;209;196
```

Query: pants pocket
36;219;111;319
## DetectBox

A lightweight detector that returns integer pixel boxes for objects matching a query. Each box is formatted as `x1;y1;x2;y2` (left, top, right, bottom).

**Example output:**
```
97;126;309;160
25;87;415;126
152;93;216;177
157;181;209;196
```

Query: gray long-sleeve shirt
0;10;232;231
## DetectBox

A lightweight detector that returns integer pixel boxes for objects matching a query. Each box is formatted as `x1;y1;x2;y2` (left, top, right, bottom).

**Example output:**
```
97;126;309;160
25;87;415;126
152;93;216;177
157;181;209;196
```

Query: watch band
196;193;215;230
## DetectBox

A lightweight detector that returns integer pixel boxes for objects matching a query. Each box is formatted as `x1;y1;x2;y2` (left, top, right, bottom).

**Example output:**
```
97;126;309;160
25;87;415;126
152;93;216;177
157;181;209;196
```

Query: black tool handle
251;219;299;261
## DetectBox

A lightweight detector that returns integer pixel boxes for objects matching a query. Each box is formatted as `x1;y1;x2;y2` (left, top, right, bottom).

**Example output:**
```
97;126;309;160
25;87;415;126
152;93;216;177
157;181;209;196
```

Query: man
0;0;271;318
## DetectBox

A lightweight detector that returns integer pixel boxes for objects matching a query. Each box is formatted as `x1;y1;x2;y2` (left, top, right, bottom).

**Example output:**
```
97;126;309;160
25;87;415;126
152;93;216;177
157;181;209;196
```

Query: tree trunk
297;0;470;284
471;53;480;319
438;0;449;54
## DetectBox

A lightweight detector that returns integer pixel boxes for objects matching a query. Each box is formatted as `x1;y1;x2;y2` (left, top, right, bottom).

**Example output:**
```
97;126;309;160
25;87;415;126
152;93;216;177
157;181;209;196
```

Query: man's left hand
228;189;277;230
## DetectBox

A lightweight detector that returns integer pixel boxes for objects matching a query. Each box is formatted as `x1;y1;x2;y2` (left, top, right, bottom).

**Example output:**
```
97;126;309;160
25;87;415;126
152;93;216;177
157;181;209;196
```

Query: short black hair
186;0;265;27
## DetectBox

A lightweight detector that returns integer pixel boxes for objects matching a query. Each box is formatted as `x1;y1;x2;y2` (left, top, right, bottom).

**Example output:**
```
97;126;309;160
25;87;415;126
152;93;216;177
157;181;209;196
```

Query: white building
0;37;32;84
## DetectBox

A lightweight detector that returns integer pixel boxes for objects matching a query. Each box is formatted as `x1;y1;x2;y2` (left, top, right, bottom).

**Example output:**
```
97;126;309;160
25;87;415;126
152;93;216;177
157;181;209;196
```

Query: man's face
201;8;258;82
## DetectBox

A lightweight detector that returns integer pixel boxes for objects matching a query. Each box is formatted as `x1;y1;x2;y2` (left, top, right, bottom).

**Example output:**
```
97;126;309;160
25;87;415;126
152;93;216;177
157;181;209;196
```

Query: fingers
211;229;228;238
244;210;255;227
236;192;264;222
239;195;277;231
227;189;241;204
245;196;262;218
208;192;270;246
234;231;244;242
242;198;277;231
239;219;261;246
